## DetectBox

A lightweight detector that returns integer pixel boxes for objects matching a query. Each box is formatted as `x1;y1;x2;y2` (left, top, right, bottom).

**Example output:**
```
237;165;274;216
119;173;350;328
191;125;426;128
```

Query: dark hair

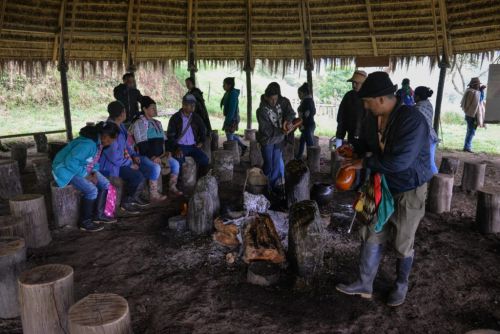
223;77;235;90
402;78;410;85
414;86;434;100
79;122;119;141
122;72;134;82
185;77;195;86
298;82;310;95
267;82;282;96
140;96;156;112
107;101;125;119
265;84;280;97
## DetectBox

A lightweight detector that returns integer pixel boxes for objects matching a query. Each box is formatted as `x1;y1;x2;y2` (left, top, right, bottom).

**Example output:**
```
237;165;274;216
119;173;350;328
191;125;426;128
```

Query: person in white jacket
461;77;482;153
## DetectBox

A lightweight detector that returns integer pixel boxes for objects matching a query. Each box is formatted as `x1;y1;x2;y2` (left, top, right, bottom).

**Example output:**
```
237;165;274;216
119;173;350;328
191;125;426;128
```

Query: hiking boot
149;179;167;202
336;243;383;299
169;174;183;197
387;254;414;307
93;189;118;224
120;198;141;214
79;198;104;232
131;181;149;207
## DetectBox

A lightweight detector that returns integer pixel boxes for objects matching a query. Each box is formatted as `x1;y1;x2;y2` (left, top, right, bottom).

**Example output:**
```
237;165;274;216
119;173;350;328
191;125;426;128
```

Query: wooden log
293;136;301;159
187;174;220;235
18;264;74;334
211;130;219;152
247;261;280;286
330;151;344;182
0;237;26;319
313;135;319;146
307;146;321;173
461;161;486;192
32;158;53;194
181;157;197;195
10;144;27;172
33;133;48;153
9;194;52;248
288;200;326;279
213;217;240;247
51;182;80;229
476;186;500;234
439;156;460;175
249;141;263;168
244;129;257;141
246;167;268;195
427;173;454;214
201;135;212;164
243;214;285;264
0;215;26;238
48;141;67;161
68;293;132;334
223;140;240;165
213;150;234;182
283;142;294;164
0;160;23;200
285;159;310;208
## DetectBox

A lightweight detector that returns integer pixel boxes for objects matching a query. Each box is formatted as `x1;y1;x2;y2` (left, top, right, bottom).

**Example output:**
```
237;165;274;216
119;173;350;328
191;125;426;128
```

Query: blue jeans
464;116;476;151
139;156;161;181
296;126;315;159
70;171;109;200
176;145;209;167
430;139;438;174
261;143;283;189
226;132;246;149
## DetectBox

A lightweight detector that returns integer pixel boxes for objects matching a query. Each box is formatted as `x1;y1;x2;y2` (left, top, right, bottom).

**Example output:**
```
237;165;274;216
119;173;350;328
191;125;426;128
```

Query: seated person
52;122;120;232
99;101;150;213
129;96;182;201
166;94;209;173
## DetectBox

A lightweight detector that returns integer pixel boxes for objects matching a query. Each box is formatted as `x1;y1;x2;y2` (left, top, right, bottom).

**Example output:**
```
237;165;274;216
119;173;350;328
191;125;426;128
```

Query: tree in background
317;67;353;103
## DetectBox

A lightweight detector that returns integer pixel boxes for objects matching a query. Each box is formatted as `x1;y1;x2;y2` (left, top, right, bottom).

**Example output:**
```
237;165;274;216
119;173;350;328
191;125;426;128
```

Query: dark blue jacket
362;104;433;194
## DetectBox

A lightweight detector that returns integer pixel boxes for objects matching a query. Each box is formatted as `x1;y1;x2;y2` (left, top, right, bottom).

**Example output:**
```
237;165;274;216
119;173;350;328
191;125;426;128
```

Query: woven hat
347;70;368;83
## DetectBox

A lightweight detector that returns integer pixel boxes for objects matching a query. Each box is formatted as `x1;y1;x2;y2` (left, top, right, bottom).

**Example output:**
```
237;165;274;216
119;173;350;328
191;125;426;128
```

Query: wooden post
244;129;256;141
48;141;68;161
213;150;233;182
186;0;197;81
245;69;252;129
439;156;460;175
201;134;212;164
211;130;219;151
0;215;25;238
187;183;219;235
68;293;132;334
18;264;74;334
59;48;73;141
461;161;486;192
32;158;53;194
427;173;454;214
288;200;325;280
33;133;48;153
476;186;500;234
330;151;344;182
433;59;449;134
249;140;263;168
0;160;23;200
10;143;27;172
299;0;314;94
285;159;310;208
181;157;197;195
283;142;295;164
50;182;80;229
9;194;52;248
0;237;26;319
307;145;321;173
223;140;240;164
244;0;254;130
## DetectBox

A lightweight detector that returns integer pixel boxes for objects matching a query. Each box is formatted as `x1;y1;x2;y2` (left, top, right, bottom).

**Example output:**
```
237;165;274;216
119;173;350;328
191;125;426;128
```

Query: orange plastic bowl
336;167;356;191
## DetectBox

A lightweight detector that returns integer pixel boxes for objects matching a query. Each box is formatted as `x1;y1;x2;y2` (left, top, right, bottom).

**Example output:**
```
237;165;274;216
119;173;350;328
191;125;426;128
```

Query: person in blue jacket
221;77;247;156
52;122;120;232
99;101;149;214
336;72;433;307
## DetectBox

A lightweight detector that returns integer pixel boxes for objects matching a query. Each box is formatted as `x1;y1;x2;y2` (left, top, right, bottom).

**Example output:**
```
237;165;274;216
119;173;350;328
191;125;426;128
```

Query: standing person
295;82;316;160
114;72;143;124
414;86;438;174
256;84;295;194
335;70;368;151
166;94;209;174
336;72;433;307
185;77;212;133
461;77;482;153
129;96;182;201
396;78;415;106
99;101;150;213
221;77;247;156
52;122;120;232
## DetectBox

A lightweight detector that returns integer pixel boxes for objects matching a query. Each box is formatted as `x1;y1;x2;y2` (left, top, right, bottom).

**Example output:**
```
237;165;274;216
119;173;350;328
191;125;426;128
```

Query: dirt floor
1;138;500;334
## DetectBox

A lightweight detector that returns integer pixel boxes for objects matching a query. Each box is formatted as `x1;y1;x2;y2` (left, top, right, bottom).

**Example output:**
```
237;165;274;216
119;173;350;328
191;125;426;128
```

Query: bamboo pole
125;0;135;70
56;0;72;141
299;0;314;94
186;0;197;81
365;0;379;56
0;0;8;38
244;0;253;130
433;55;449;135
133;0;141;64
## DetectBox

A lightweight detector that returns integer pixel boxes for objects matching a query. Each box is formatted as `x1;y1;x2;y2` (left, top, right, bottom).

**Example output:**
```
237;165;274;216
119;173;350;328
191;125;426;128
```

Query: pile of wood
213;217;240;247
243;214;285;264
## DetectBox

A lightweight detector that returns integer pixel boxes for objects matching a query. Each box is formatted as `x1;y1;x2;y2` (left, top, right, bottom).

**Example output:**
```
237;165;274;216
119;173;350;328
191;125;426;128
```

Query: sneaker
93;216;118;224
120;202;141;215
79;219;105;232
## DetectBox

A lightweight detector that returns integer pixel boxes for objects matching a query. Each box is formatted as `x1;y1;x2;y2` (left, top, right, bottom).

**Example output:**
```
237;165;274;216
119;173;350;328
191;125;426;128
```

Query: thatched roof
0;0;499;70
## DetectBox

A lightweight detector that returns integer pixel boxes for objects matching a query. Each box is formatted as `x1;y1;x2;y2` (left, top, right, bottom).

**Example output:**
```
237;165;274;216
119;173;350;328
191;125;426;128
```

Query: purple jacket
99;121;138;177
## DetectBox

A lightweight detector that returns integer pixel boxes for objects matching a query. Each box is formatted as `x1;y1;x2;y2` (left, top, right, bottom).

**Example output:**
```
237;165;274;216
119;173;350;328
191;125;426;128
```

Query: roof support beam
53;0;67;62
437;0;451;64
299;0;313;94
365;0;378;56
56;0;72;141
66;0;78;60
0;0;7;38
186;0;197;80
124;0;134;71
133;0;141;66
430;0;440;60
244;0;253;130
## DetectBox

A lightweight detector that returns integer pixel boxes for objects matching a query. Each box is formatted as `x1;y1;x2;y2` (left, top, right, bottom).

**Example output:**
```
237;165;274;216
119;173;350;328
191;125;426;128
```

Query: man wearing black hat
166;94;209;173
336;72;433;307
114;73;143;124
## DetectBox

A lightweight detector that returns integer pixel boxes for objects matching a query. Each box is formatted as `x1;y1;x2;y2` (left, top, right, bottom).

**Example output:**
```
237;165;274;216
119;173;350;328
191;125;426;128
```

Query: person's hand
341;158;363;171
86;172;98;185
132;156;141;165
131;163;139;170
152;156;161;164
164;151;172;159
175;149;183;159
196;142;203;149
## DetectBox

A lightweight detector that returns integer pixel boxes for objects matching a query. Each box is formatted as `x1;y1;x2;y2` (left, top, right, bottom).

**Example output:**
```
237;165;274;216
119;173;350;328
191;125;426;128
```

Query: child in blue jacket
52;122;120;232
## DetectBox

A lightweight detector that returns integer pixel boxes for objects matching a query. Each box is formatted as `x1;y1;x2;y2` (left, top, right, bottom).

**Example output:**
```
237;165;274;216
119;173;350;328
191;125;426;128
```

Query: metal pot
310;183;334;207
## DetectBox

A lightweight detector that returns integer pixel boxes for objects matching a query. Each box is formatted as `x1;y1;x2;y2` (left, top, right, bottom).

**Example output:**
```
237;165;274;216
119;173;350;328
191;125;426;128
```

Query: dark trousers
177;144;209;167
261;143;283;190
119;165;145;196
296;126;315;159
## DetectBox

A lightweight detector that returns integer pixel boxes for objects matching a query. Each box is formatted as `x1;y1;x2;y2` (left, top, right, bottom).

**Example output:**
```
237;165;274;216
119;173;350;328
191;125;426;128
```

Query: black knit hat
358;71;398;98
